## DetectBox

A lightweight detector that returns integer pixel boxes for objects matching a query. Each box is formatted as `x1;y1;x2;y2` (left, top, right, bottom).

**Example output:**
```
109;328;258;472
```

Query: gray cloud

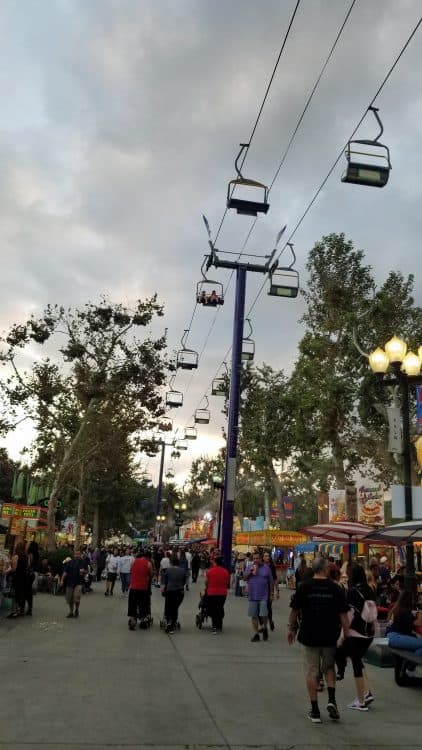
1;0;422;480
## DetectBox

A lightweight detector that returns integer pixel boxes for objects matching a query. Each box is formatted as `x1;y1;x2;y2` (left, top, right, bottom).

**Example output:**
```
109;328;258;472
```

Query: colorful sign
283;498;293;520
1;503;47;521
328;490;346;522
417;386;422;435
235;530;306;547
357;485;384;525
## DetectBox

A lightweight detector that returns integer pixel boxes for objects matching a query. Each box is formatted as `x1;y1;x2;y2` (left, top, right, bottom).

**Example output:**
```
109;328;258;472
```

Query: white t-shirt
119;555;134;574
106;554;119;573
185;551;192;569
160;557;170;571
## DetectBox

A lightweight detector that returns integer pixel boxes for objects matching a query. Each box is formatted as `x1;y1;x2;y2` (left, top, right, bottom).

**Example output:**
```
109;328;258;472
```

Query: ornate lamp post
156;514;166;543
174;502;187;540
369;335;422;594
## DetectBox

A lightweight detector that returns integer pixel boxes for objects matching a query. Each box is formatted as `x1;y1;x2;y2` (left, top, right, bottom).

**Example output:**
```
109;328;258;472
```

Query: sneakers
327;702;340;721
66;612;74;618
308;710;322;724
251;633;260;642
262;627;269;641
347;699;368;711
364;691;374;706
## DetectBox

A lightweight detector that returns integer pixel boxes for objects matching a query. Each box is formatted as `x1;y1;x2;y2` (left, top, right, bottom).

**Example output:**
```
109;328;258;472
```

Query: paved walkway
1;580;420;750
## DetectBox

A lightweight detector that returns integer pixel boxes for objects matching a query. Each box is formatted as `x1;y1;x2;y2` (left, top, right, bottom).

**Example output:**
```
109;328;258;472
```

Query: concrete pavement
0;578;420;750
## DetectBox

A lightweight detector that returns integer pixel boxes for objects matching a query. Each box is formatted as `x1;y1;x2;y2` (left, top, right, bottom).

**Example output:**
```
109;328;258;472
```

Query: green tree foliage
0;448;18;502
0;297;169;547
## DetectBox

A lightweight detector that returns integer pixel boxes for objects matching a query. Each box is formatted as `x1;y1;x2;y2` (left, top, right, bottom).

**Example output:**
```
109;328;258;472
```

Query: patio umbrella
363;519;422;543
303;521;378;561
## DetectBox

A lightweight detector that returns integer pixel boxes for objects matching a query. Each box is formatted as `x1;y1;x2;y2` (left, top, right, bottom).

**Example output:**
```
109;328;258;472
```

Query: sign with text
357;485;384;525
329;490;346;522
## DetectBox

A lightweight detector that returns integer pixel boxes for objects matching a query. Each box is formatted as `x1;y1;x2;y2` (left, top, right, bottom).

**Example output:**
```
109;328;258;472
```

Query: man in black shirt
62;550;87;619
288;557;350;724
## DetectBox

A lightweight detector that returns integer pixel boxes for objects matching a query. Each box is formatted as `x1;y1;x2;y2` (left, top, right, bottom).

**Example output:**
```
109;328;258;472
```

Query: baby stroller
195;592;210;629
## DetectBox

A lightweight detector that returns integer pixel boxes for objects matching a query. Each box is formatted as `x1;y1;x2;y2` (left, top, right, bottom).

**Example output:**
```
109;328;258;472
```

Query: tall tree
0;297;169;547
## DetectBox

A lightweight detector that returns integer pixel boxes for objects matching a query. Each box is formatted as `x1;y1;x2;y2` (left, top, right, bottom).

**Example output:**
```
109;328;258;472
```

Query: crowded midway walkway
1;579;420;750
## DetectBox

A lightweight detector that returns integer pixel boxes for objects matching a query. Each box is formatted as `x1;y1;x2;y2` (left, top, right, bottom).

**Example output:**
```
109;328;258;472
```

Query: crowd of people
288;552;422;724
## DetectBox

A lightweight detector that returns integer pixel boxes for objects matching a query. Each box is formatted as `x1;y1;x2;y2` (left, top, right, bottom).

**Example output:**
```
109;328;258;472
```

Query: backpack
361;598;378;624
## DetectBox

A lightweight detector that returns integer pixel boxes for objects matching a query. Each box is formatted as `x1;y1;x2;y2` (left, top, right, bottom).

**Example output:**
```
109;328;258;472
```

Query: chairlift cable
169;2;302;406
245;12;422;318
213;0;302;246
182;11;422;432
171;7;422;442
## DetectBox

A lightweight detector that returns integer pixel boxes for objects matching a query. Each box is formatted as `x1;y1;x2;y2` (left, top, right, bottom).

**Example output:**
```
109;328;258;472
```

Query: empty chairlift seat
226;143;269;216
342;106;391;188
166;389;183;408
268;268;299;298
211;378;226;396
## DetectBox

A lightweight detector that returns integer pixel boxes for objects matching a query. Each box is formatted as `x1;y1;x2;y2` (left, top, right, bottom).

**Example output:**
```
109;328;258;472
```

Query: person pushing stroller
161;553;188;634
127;549;153;630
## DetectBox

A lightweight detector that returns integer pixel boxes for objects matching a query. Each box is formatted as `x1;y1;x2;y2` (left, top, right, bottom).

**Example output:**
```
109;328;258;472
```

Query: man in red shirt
204;555;230;633
128;549;153;630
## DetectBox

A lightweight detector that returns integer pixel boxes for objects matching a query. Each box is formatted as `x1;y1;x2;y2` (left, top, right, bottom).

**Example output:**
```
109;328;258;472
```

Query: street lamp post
156;514;166;543
174;502;187;540
369;336;422;594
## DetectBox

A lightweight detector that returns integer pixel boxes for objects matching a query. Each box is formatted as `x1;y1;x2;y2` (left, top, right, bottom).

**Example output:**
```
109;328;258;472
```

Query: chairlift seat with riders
342;106;391;188
157;417;173;432
165;468;175;479
196;280;224;307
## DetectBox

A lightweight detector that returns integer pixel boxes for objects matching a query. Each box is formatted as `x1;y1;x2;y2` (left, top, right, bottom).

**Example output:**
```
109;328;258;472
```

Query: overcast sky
1;0;422;486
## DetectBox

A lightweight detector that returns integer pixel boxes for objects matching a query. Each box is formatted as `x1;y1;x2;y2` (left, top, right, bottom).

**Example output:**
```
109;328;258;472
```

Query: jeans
120;573;130;593
389;632;422;656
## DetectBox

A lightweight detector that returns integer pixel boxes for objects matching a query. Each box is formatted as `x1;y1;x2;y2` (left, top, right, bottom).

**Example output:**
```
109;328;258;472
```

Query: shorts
248;600;268;618
107;572;117;583
302;646;336;677
65;585;82;607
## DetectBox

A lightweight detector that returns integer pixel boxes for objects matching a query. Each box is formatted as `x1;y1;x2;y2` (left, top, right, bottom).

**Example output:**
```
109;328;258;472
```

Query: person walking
191;549;201;583
127;549;153;630
61;549;88;619
336;563;376;710
119;548;134;595
244;551;274;642
6;542;28;618
204;555;230;633
288;557;350;724
162;553;187;634
263;551;278;631
104;548;119;596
